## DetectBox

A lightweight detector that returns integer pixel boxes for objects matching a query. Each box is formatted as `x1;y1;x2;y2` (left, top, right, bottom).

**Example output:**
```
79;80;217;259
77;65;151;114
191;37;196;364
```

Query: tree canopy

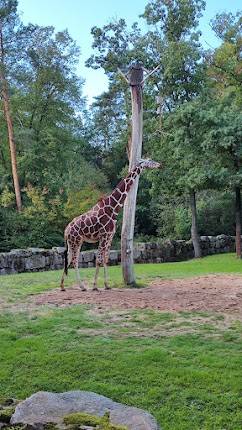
0;0;241;252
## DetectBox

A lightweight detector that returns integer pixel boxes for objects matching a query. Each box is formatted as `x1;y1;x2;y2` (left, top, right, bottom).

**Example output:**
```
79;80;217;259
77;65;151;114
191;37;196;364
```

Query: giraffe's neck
103;165;143;217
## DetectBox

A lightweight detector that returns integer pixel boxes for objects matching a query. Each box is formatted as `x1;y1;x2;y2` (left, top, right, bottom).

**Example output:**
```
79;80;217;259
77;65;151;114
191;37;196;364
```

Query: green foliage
197;193;236;236
1;1;241;252
0;207;63;251
0;186;15;208
152;99;226;195
142;0;205;40
0;2;111;251
152;190;236;240
174;205;191;239
0;184;66;251
64;158;109;194
201;94;242;188
209;11;242;92
63;186;103;220
135;176;157;236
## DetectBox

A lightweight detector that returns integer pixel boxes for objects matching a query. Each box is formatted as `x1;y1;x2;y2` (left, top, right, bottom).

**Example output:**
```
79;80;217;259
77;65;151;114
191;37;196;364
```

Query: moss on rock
0;424;58;430
63;411;127;429
1;426;26;430
0;398;15;407
64;412;100;427
0;406;16;423
43;423;59;430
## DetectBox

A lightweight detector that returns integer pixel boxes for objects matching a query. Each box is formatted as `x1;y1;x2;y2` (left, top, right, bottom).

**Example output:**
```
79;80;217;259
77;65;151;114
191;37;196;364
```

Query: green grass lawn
0;253;242;430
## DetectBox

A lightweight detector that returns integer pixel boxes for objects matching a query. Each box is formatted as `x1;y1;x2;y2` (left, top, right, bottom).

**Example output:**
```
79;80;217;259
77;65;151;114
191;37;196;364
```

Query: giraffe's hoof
92;287;99;292
80;287;87;292
104;286;111;290
60;288;66;292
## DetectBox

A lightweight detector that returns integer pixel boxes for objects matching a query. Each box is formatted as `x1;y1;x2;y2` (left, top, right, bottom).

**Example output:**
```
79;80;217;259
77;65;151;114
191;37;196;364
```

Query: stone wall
0;234;236;275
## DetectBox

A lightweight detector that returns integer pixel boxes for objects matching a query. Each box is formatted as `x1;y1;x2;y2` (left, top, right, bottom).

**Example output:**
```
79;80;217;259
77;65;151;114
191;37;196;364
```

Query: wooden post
121;62;143;286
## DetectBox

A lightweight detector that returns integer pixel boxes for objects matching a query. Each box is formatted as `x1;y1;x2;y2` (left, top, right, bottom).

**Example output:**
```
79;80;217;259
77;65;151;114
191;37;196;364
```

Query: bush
0;208;64;251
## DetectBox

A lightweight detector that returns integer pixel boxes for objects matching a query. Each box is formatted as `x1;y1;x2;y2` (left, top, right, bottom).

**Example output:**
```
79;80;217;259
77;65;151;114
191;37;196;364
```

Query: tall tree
208;10;242;256
151;97;225;257
11;25;86;195
0;0;23;210
201;94;242;257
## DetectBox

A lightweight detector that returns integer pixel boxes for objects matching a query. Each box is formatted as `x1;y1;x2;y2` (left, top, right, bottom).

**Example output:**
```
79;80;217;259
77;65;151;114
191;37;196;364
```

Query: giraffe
60;158;161;291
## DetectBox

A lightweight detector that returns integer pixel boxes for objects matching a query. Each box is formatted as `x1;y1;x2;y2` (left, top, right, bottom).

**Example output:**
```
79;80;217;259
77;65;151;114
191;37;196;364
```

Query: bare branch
118;68;129;83
141;64;161;84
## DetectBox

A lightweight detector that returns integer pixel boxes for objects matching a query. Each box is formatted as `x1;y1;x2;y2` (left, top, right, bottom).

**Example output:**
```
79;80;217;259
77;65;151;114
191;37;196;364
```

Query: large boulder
11;391;160;430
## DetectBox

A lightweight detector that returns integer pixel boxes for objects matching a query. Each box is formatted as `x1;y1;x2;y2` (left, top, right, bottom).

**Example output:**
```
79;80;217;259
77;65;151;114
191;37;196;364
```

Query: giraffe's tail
64;241;69;276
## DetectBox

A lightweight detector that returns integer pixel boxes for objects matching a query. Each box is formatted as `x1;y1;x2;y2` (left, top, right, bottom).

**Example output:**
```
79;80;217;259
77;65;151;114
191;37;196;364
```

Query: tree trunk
190;190;201;258
0;25;22;212
2;86;22;212
121;65;143;286
235;187;241;258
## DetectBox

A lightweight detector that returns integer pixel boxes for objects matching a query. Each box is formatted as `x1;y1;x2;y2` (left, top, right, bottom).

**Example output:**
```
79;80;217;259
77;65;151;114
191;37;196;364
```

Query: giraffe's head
138;158;161;169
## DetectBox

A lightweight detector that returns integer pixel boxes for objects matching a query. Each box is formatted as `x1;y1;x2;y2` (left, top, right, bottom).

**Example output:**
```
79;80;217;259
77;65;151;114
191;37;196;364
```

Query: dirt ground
34;274;242;316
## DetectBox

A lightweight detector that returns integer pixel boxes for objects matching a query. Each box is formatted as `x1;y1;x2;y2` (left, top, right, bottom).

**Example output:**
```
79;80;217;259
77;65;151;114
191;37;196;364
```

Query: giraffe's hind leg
93;235;113;291
60;241;73;291
72;242;86;291
61;241;86;291
93;262;100;291
60;271;66;291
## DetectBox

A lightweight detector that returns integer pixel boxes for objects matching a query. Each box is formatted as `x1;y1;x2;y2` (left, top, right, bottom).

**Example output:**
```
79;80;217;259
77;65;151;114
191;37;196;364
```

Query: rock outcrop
11;391;160;430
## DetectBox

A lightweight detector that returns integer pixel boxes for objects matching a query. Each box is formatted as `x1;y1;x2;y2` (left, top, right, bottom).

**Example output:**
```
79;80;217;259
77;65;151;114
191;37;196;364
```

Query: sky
18;0;241;104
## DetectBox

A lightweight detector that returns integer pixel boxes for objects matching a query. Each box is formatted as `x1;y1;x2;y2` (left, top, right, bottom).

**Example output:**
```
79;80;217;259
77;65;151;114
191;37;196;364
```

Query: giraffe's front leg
103;235;114;290
103;263;111;290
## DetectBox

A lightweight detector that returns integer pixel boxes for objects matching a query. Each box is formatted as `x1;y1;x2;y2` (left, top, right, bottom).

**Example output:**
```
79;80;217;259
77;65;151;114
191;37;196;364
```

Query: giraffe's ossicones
60;158;161;291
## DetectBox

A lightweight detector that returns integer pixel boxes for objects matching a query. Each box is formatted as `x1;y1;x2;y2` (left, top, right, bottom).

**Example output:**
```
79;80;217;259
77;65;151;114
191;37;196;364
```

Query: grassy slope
0;253;242;430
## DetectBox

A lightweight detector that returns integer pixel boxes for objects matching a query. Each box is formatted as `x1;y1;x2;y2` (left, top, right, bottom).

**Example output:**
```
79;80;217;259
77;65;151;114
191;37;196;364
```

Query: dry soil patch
34;274;242;316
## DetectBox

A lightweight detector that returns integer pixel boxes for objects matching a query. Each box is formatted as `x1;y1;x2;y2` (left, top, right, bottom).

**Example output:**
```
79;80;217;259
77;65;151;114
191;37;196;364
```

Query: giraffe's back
64;200;117;247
